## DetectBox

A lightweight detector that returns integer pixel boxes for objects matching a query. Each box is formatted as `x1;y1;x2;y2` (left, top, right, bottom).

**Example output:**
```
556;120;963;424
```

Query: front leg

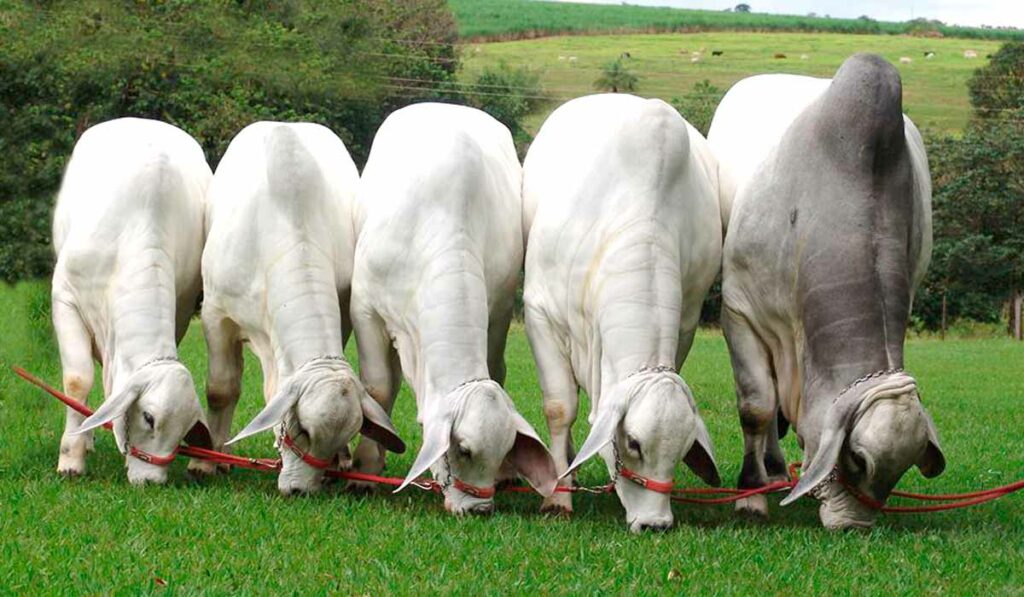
189;313;243;476
723;307;779;518
526;305;579;515
53;299;95;476
349;306;401;492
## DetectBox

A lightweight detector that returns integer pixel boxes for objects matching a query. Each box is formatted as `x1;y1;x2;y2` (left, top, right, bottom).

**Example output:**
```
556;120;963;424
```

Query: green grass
450;0;1024;42
2;280;1022;592
461;32;1003;134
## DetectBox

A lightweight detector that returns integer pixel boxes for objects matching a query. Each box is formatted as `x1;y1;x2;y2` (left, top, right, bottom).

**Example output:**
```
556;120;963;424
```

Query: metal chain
439;452;454;492
833;368;905;403
140;355;179;369
809;467;840;501
625;365;676;379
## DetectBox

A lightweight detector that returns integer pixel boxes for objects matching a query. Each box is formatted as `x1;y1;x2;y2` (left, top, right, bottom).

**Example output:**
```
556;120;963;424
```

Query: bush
0;0;460;282
671;79;724;137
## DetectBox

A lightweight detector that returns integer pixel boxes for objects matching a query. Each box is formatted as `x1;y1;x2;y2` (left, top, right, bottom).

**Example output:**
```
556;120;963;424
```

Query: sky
550;1;1024;28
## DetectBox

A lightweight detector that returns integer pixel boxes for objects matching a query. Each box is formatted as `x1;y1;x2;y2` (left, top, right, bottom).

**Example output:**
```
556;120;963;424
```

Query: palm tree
593;58;639;93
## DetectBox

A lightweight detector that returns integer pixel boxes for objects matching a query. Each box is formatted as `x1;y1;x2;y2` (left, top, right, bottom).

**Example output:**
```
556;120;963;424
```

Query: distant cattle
774;52;787;59
899;56;912;64
964;50;978;58
923;51;935;58
800;54;809;60
621;51;631;59
712;50;724;56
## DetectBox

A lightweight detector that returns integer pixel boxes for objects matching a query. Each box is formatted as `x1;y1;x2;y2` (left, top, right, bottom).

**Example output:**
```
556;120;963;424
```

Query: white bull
197;122;404;495
522;94;722;533
350;103;558;515
53;117;212;484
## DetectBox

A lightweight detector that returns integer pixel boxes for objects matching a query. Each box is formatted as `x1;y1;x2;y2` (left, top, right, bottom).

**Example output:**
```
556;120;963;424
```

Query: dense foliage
672;79;725;137
0;0;460;282
913;43;1024;332
450;0;1024;42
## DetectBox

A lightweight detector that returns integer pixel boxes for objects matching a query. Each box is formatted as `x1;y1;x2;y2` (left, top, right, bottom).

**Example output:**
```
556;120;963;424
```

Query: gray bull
712;54;946;529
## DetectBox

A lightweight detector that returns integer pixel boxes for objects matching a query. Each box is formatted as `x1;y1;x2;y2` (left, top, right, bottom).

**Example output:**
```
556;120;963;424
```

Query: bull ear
683;415;721;487
508;411;558;497
781;391;862;506
396;409;452;493
75;383;140;435
184;416;214;449
360;393;405;454
226;382;301;445
561;402;625;480
916;408;946;478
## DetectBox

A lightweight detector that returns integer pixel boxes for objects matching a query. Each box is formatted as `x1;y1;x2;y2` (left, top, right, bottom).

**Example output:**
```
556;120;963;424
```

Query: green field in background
460;32;1001;135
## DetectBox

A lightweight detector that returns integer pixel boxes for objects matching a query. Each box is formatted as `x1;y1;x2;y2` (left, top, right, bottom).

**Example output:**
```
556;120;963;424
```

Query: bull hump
812;54;906;162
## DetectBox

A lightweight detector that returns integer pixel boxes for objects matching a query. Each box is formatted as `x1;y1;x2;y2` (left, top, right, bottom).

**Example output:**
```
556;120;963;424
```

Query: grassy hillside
2;280;1022;592
451;0;1024;42
461;32;1002;134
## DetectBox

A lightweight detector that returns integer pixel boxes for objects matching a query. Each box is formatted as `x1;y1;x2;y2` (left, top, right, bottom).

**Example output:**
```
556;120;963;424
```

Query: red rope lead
12;365;1024;513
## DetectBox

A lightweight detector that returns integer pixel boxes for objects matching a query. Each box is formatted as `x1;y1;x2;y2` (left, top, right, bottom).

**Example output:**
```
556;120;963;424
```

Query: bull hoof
735;494;769;519
57;454;86;477
186;459;228;478
345;480;379;495
540;493;573;516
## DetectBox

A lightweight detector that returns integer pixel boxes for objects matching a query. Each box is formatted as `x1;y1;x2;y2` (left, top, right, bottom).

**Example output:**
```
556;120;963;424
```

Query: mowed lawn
460;32;1003;135
1;280;1022;592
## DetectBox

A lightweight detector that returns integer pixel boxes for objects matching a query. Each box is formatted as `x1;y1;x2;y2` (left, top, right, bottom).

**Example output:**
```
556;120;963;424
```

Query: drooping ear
916;408;946;478
683;415;721;487
360;393;405;454
184;416;214;449
75;383;140;435
781;391;863;506
225;382;301;445
508;411;558;497
396;409;453;493
561;402;626;480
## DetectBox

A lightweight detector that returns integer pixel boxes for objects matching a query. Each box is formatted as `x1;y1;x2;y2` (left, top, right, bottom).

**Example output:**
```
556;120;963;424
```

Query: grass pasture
450;0;1024;42
460;32;1003;135
1;280;1022;592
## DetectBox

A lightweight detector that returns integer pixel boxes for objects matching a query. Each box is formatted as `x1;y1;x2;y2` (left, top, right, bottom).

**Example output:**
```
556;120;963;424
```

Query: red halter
128;445;180;467
280;432;334;470
618;466;676;494
453;478;497;499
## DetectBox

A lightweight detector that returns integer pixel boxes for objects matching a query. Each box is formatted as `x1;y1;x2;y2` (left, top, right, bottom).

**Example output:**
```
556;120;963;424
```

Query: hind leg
723;307;779;518
189;311;243;476
53;299;95;476
526;304;578;515
349;306;401;491
764;411;789;483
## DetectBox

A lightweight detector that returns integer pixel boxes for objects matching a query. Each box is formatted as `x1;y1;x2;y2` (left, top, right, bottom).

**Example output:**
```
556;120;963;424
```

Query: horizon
545;0;1024;30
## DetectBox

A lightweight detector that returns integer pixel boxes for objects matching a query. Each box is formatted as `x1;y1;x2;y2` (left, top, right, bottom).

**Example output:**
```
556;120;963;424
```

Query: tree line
1;3;1020;336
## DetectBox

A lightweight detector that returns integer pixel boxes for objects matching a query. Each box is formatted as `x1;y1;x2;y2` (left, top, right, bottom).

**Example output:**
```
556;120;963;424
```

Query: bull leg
764;410;789;483
723;307;778;518
526;305;578;515
189;312;242;476
53;299;95;476
486;295;515;387
349;306;401;492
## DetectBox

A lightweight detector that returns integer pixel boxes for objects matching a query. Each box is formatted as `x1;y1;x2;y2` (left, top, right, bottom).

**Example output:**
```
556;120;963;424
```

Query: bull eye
626;435;642;459
848;451;867;473
457;444;472;460
142;411;155;430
